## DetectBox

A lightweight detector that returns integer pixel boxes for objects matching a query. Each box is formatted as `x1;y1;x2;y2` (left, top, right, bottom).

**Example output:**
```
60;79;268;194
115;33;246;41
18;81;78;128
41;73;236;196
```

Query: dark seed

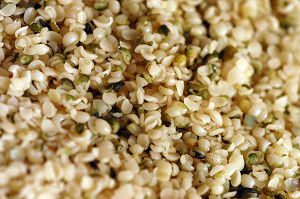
110;169;116;178
183;31;192;43
75;123;84;133
84;22;95;34
112;81;125;92
89;160;99;169
236;187;260;198
117;129;131;139
164;121;171;127
274;194;286;199
220;45;237;62
158;25;170;36
39;19;48;28
111;105;121;114
195;151;206;159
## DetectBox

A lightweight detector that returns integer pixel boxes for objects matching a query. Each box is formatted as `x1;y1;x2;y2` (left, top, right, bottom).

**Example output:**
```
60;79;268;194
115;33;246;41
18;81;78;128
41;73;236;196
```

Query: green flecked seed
108;118;120;134
19;55;33;65
158;25;170;36
120;47;132;64
61;78;75;91
29;22;43;33
94;0;108;11
79;74;90;83
75;123;84;133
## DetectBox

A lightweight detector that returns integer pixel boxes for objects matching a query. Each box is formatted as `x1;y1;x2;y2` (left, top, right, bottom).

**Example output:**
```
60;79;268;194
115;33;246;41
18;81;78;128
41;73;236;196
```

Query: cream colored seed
94;118;112;135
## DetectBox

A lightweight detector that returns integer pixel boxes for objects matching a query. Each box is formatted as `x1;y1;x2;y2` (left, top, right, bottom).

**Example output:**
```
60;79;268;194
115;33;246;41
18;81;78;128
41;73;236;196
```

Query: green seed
158;25;170;36
177;147;188;155
248;153;258;165
185;46;197;59
94;0;108;11
108;118;120;134
66;94;75;101
111;65;123;72
79;74;90;83
173;54;187;67
244;114;257;128
61;78;75;91
50;19;60;32
19;55;33;65
75;123;85;133
29;22;43;33
199;89;210;100
86;43;98;53
120;47;132;65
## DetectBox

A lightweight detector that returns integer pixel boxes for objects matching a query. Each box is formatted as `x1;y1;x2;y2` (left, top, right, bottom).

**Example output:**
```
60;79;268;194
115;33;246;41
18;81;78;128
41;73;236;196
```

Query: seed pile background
0;0;300;198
